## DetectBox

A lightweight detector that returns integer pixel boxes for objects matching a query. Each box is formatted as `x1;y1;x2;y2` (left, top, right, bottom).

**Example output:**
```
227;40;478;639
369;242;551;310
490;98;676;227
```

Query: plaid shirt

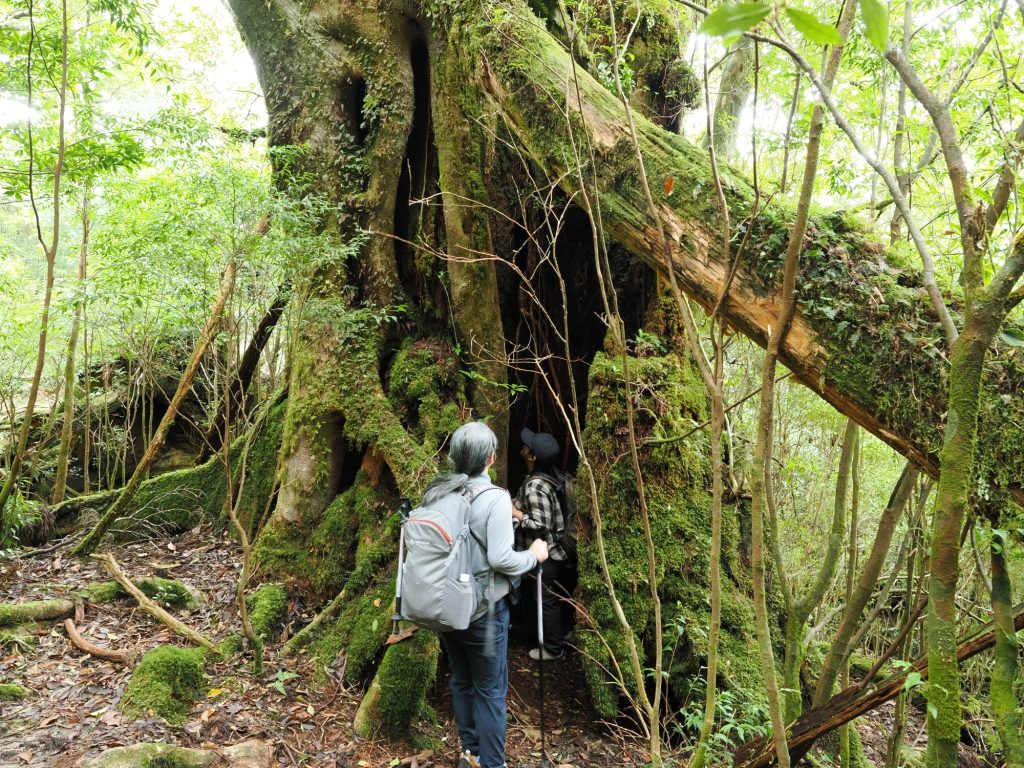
514;472;568;562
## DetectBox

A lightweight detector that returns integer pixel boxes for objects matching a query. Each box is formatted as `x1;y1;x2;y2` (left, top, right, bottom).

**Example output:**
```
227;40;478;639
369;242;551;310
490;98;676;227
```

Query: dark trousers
440;597;510;768
521;557;577;654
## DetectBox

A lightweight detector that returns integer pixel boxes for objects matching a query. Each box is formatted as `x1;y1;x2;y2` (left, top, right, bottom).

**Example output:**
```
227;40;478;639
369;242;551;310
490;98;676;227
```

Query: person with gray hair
426;421;548;768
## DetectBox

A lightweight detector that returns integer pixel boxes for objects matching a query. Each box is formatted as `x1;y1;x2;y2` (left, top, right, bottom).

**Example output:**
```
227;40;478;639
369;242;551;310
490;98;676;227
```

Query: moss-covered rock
577;340;762;718
246;583;288;642
79;743;217;768
119;646;205;725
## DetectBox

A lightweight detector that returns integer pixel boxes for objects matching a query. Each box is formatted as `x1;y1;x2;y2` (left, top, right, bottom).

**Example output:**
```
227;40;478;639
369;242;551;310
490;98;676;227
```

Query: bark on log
64;619;131;664
734;606;1024;767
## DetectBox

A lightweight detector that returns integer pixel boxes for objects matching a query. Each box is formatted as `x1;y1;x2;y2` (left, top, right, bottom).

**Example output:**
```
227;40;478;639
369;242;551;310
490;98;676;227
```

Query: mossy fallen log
0;598;75;627
478;1;1024;505
119;646;206;725
85;577;203;610
734;606;1024;766
52;398;285;545
79;740;272;768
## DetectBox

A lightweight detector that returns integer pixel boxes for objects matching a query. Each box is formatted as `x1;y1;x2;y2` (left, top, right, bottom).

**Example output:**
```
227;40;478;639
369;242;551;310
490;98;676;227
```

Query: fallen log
90;553;220;654
0;598;74;627
734;607;1024;767
64;619;131;664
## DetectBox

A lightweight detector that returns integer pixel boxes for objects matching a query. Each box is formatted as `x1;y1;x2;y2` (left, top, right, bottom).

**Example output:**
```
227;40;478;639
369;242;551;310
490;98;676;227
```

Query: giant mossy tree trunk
221;0;1024;737
576;334;764;719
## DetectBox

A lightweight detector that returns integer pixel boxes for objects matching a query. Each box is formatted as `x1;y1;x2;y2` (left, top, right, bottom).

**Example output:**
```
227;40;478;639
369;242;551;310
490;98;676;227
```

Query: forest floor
0;526;644;768
0;525;993;768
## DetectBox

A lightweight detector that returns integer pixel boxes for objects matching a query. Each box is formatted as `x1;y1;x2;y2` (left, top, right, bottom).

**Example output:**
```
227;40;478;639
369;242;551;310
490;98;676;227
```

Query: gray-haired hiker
426;421;549;768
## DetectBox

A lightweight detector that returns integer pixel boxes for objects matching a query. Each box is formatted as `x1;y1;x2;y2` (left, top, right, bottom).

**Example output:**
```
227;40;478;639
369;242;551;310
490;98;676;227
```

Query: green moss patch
0;683;32;700
119;646;205;725
80;743;217;768
247;583;288;642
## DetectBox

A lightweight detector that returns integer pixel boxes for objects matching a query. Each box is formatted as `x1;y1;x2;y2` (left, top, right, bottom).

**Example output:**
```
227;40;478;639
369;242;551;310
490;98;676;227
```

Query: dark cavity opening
505;204;656;493
393;37;433;277
351;78;369;146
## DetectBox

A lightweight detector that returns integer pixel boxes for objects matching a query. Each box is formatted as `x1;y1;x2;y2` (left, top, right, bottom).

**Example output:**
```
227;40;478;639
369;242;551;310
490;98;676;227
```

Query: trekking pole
536;564;553;768
388;498;412;642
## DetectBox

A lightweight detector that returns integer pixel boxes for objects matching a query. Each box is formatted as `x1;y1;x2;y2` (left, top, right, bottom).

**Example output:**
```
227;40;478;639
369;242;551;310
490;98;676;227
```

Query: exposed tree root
90;553;220;654
63;618;131;664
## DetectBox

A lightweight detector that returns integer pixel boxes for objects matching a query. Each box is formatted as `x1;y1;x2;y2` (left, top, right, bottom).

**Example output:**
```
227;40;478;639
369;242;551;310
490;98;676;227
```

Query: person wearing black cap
513;428;577;660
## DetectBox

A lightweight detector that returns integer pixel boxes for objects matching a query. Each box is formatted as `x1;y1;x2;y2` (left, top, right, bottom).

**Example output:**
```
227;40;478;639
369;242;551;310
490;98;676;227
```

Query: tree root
90;553;220;654
64;618;131;664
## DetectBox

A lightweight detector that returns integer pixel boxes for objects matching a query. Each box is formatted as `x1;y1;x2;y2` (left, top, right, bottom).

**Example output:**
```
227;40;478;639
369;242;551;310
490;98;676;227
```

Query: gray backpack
397;485;494;632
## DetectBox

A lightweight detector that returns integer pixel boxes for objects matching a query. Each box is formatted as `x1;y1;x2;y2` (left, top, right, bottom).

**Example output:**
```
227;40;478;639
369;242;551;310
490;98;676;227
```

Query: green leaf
785;8;842;45
927;702;938;721
999;328;1024;347
698;2;771;44
903;671;923;692
859;0;889;51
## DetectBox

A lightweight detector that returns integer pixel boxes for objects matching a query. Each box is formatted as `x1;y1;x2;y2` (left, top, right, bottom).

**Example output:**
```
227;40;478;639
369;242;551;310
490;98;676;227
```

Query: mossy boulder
119;646;205;725
577;343;762;718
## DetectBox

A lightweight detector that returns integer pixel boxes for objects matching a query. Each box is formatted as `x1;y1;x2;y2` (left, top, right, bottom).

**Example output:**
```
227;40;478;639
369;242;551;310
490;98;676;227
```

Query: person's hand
529;539;549;563
512;506;524;521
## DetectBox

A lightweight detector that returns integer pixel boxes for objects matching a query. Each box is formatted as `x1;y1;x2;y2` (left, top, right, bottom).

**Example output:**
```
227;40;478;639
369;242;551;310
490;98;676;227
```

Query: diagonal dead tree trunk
734;606;1024;768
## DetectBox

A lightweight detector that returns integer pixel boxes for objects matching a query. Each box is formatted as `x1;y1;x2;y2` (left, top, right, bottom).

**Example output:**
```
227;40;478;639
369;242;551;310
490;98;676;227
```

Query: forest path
0;527;640;768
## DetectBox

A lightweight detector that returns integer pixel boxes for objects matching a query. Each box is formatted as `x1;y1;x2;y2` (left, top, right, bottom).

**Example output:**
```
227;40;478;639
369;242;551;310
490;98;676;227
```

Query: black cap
521;428;560;466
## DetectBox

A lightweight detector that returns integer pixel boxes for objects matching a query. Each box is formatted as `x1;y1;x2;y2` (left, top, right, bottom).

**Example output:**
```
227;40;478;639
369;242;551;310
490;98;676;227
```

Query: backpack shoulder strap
464;484;501;549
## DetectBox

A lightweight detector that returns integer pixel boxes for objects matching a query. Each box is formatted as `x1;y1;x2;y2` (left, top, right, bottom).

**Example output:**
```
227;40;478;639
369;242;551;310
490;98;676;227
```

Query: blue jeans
440;597;510;768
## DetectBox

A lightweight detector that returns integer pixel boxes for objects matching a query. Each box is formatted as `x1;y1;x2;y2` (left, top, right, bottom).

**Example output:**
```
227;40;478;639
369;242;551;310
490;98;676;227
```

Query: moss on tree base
119;646;205;725
577;339;763;719
246;583;288;642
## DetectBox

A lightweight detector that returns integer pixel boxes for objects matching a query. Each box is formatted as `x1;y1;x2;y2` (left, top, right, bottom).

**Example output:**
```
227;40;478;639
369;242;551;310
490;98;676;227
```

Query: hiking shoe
528;647;564;661
457;750;480;768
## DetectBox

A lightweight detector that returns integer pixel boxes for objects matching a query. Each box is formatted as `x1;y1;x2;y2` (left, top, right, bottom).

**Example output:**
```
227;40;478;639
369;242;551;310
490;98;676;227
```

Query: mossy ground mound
52;398;286;541
247;583;288;642
120;646;205;725
577;342;761;719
